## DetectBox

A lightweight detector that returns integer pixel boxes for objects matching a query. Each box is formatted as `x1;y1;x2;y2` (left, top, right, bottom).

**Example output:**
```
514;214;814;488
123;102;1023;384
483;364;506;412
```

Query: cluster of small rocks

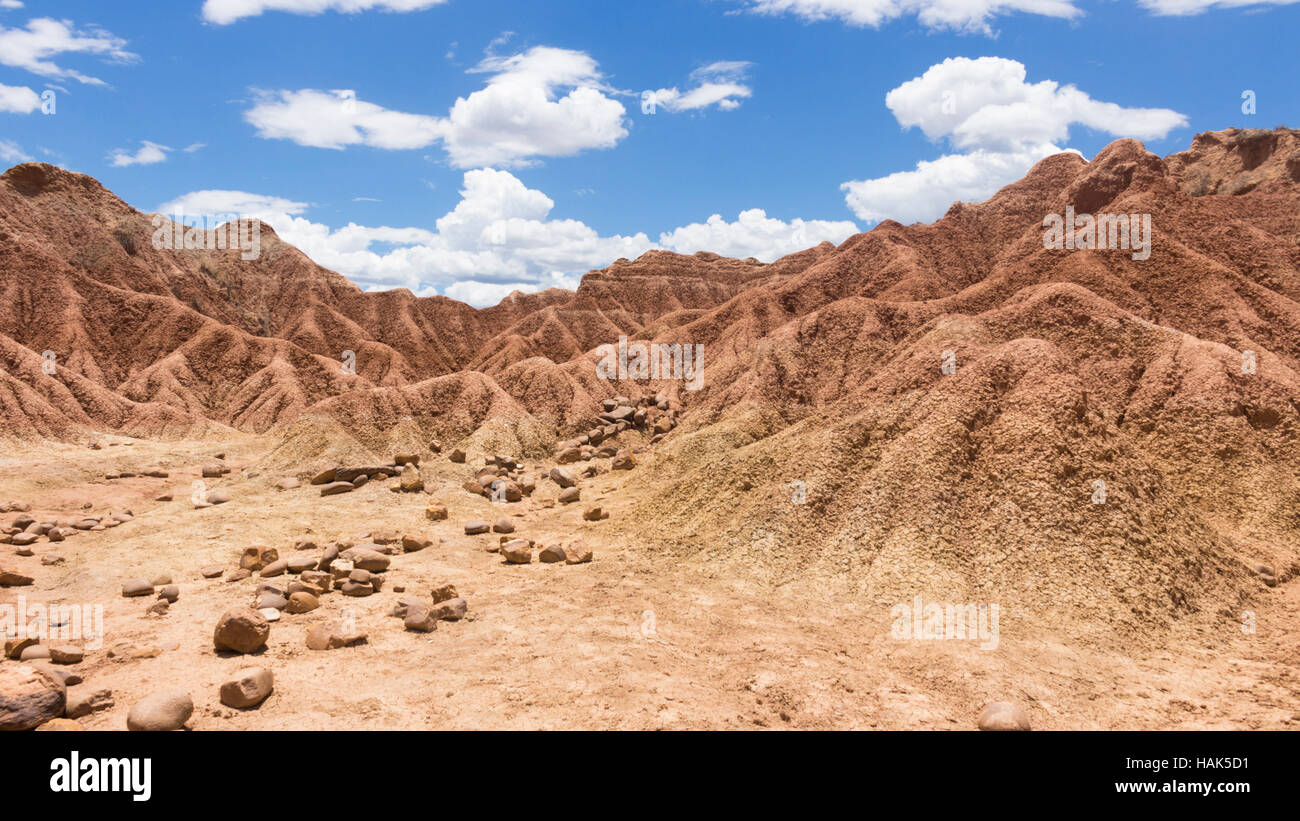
389;584;468;632
461;454;537;501
2;509;133;562
554;393;675;465
1;637;113;731
119;573;179;615
309;459;412;496
460;518;593;566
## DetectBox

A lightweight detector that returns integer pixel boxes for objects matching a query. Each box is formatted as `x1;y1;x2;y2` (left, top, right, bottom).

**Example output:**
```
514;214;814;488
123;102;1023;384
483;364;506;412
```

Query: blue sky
1;0;1297;305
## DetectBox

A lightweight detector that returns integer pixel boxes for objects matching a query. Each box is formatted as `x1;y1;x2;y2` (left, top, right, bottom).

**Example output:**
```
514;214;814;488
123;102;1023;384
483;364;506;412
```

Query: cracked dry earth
2;436;1296;730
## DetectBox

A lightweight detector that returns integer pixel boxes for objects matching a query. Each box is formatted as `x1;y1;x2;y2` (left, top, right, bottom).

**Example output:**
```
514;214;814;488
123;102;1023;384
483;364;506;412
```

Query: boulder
219;668;273;708
0;665;66;730
300;570;333;591
549;467;577;488
403;603;439;632
539;545;567;563
500;539;532;564
425;503;448;521
343;547;390;572
305;622;368;651
213;608;270;654
239;547;266;571
564;540;593;564
285;592;320;614
126;688;193;731
122;579;154;598
977;702;1031;731
558;487;580;504
49;645;84;664
340;581;374;597
65;686;114;719
286;555;317;573
255;592;288;611
399;464;424;492
431;597;468;621
319;481;355;496
5;636;37;659
20;645;50;661
402;533;435;552
464;520;490;535
0;567;34;586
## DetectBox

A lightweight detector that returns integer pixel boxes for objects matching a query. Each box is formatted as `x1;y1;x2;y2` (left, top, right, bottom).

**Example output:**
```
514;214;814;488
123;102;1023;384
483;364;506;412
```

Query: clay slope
601;127;1300;636
2;128;1299;637
0;162;794;436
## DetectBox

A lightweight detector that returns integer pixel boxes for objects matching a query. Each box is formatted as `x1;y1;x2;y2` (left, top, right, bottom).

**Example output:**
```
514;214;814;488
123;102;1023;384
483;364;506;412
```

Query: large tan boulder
0;664;66;731
213;607;270;654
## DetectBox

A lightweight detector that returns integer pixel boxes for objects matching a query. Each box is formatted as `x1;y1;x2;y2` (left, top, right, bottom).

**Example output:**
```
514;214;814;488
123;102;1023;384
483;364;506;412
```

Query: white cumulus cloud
0;82;39;113
743;0;1081;34
0;17;135;85
244;46;630;168
442;46;629;167
840;57;1187;225
244;88;444;150
156;168;653;306
659;209;857;260
642;61;754;114
202;0;448;25
109;141;171;167
1137;0;1299;12
155;169;853;307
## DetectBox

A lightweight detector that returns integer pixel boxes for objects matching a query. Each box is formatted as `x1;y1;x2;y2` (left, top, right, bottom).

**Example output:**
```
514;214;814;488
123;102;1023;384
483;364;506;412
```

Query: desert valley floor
2;434;1297;730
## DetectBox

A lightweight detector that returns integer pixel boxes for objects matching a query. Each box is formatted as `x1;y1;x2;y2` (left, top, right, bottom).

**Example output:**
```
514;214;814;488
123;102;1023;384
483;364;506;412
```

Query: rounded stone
977;701;1031;731
213;607;270;654
126;688;193;731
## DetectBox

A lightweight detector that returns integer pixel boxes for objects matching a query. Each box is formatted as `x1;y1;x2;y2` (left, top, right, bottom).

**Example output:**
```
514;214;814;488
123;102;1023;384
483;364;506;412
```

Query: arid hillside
2;127;1299;646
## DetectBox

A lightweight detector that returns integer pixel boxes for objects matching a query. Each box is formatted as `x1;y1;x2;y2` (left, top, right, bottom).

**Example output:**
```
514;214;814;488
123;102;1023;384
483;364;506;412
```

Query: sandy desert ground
2;433;1296;731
